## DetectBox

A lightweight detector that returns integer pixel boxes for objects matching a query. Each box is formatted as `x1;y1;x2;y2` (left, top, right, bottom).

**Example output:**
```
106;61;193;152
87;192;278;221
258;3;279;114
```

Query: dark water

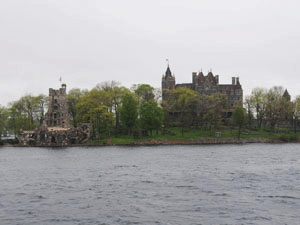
1;144;300;225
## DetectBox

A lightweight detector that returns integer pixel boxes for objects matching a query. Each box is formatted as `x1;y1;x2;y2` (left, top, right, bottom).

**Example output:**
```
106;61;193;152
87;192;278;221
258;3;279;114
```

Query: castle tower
43;84;70;128
161;65;176;100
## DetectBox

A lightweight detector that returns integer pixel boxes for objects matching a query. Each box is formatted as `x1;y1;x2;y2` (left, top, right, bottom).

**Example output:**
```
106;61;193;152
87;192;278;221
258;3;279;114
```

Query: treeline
0;81;164;139
0;81;299;140
245;86;300;130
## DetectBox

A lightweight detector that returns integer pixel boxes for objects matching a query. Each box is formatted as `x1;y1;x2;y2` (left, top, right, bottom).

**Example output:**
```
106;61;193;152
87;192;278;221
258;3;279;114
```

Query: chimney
232;77;236;85
236;77;239;84
215;75;219;84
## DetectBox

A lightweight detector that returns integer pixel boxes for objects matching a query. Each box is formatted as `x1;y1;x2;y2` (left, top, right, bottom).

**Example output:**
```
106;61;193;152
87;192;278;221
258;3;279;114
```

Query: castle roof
165;65;173;79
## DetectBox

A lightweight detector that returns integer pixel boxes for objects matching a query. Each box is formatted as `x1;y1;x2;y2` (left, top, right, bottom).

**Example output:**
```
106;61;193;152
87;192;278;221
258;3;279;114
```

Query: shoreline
5;137;299;147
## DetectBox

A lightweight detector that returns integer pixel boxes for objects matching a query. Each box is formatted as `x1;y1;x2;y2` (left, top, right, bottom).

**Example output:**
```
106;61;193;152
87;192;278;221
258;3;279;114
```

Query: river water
1;144;300;225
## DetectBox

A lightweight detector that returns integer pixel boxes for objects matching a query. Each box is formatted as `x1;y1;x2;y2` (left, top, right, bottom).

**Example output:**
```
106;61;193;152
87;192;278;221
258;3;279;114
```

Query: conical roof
165;65;172;79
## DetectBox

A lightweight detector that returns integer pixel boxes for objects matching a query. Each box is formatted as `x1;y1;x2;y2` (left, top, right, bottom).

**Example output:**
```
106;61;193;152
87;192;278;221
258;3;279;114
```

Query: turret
162;65;176;90
232;77;236;85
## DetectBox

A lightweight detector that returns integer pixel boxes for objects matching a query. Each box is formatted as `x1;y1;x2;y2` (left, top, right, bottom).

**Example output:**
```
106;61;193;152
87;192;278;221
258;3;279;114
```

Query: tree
265;86;285;128
9;94;47;131
133;84;155;103
233;106;248;138
95;80;121;91
107;86;129;132
35;94;48;126
67;88;87;126
204;93;228;131
7;106;21;137
292;96;300;133
75;89;114;138
89;106;115;138
119;92;139;135
244;95;254;127
140;101;164;135
162;88;200;135
0;106;8;139
94;81;130;132
249;87;268;128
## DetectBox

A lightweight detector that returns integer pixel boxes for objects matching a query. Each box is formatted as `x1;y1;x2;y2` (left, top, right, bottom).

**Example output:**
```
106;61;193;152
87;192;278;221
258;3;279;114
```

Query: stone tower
43;83;70;128
162;65;176;91
161;65;176;100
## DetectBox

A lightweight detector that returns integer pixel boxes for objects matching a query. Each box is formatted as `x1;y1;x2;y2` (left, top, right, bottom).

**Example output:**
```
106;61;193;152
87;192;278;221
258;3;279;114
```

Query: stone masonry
162;65;243;112
18;84;90;146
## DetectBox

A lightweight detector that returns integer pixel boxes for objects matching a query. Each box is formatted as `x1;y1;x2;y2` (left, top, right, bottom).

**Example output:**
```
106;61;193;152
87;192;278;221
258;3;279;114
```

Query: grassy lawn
86;126;300;145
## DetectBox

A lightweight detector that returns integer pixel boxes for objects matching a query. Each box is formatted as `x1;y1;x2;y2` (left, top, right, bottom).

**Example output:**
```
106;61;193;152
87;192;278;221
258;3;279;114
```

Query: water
1;144;300;225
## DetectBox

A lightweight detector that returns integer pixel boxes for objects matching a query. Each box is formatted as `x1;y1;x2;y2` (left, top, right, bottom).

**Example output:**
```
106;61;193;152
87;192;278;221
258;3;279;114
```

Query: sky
1;0;300;106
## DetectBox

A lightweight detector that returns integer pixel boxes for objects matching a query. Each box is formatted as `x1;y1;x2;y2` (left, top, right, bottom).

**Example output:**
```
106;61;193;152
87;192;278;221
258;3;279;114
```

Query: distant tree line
244;86;300;131
0;81;299;140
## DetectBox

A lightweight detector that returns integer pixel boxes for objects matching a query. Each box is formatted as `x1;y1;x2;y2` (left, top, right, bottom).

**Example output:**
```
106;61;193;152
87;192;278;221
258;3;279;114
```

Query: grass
86;126;300;145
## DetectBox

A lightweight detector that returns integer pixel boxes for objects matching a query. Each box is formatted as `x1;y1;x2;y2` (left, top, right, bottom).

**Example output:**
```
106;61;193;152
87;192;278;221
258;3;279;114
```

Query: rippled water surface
1;144;300;224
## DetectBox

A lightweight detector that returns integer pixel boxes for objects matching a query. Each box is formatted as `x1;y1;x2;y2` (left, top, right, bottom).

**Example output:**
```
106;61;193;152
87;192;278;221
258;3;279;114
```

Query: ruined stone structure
162;65;243;111
18;84;90;146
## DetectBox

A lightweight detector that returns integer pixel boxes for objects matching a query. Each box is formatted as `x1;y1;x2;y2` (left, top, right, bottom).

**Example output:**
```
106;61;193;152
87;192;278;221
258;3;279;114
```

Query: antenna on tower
166;59;169;66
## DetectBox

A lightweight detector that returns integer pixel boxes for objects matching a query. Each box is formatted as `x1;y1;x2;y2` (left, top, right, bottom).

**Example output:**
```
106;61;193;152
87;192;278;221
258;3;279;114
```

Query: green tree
265;86;286;128
132;84;155;103
94;81;130;132
75;89;114;138
89;106;115;138
9;94;47;131
292;96;300;133
140;101;164;135
67;88;87;126
162;88;200;135
119;92;139;135
0;106;8;139
7;106;20;137
204;93;228;132
249;87;268;128
233;106;248;138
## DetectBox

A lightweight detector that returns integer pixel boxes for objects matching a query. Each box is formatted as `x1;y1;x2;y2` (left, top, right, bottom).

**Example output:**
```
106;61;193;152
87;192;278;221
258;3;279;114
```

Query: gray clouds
1;0;300;106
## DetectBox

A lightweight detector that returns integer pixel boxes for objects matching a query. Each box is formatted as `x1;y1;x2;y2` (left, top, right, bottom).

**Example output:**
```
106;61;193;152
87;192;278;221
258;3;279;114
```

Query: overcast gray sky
1;0;300;106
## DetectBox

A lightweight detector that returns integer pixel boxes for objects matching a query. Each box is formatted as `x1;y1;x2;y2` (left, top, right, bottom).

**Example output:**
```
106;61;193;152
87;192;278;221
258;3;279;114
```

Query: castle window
54;99;58;104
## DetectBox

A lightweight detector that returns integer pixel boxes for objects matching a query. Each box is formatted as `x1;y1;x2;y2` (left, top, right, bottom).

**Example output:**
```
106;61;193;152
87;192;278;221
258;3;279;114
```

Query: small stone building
18;84;90;146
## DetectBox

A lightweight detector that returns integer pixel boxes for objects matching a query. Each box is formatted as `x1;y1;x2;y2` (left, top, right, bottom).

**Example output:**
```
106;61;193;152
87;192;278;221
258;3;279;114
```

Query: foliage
204;93;228;130
0;106;8;138
233;106;248;138
75;89;114;138
8;94;47;132
67;88;87;125
119;92;139;135
279;134;299;142
162;88;200;135
132;84;155;103
139;101;164;135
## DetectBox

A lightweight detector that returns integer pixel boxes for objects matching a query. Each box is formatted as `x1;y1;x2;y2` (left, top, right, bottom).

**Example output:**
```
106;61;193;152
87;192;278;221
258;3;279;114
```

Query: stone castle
18;84;90;146
162;65;243;112
43;84;70;128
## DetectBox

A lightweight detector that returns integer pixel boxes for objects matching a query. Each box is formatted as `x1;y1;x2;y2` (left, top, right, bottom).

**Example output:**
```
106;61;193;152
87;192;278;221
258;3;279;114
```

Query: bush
279;134;299;142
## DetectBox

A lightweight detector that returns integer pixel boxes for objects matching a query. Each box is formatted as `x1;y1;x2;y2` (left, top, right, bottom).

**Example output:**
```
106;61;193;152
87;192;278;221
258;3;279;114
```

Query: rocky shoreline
3;137;299;147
